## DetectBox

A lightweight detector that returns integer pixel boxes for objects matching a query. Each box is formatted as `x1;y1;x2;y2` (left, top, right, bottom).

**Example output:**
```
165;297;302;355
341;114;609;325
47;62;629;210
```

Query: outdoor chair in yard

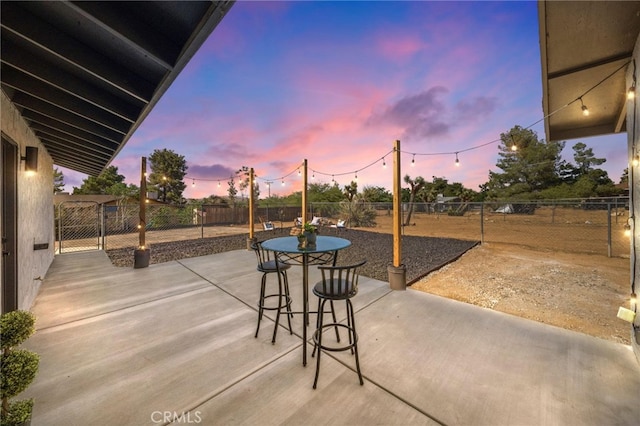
311;260;367;389
251;241;293;343
259;216;276;233
329;219;347;233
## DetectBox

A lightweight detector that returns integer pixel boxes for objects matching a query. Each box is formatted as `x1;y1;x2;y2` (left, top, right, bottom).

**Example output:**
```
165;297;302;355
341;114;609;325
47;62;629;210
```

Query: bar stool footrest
312;323;357;352
259;293;292;312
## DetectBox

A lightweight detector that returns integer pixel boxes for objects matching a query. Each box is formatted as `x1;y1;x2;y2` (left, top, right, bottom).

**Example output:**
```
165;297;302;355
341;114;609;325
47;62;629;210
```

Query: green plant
338;198;377;227
303;222;317;233
1;311;39;426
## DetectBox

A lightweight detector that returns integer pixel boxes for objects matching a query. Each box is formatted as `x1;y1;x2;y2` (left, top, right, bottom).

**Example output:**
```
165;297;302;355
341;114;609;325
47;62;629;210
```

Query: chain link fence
55;201;102;253
55;198;630;258
395;199;629;258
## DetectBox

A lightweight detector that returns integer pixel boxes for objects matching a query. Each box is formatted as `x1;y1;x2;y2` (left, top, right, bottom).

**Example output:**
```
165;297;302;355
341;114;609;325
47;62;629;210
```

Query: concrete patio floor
24;249;640;426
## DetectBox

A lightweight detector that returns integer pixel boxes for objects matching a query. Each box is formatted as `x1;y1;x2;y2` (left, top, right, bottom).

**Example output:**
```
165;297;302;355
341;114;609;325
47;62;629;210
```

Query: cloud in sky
57;1;629;198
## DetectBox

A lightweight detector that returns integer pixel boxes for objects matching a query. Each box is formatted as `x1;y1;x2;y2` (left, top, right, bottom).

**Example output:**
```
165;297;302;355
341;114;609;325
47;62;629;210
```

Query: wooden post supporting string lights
302;159;308;226
388;140;406;290
247;167;257;250
134;156;150;268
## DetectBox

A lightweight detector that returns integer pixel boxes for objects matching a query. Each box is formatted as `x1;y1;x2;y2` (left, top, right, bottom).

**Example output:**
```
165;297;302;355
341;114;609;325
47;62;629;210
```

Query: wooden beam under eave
615;99;628;133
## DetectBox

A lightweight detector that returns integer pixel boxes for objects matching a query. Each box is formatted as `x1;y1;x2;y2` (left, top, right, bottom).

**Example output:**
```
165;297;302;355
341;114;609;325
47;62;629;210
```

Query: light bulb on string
580;97;589;116
297;168;301;177
382;157;386;168
331;175;335;183
624;223;631;238
281;179;285;186
191;179;195;188
455;152;460;167
628;84;636;100
217;181;221;188
355;172;358;181
411;154;415;167
632;153;639;167
312;172;315;179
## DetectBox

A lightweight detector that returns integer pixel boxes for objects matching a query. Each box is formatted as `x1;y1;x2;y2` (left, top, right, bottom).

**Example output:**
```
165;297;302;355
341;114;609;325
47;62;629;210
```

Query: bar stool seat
311;260;366;389
252;241;293;344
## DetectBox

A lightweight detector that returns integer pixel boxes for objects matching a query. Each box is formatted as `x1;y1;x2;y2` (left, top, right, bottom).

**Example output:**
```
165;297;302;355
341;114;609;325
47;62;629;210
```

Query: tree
561;142;607;184
148;149;187;204
227;177;238;205
620;168;629;185
361;186;392;202
201;195;228;206
237;167;260;204
307;182;344;202
73;166;126;195
343;181;358;201
572;142;606;174
53;168;65;193
403;175;426;225
483;125;565;199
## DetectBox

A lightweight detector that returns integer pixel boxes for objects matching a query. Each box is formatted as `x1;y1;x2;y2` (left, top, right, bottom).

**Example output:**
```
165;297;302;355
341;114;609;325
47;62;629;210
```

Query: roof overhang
538;0;640;142
1;1;234;176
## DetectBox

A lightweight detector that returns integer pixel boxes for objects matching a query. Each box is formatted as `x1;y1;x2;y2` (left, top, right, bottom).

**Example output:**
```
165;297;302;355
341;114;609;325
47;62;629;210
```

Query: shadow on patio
24;249;640;425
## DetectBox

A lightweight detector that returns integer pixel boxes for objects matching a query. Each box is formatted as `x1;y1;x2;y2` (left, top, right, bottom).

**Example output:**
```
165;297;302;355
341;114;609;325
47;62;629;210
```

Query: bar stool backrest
252;241;276;271
317;260;366;299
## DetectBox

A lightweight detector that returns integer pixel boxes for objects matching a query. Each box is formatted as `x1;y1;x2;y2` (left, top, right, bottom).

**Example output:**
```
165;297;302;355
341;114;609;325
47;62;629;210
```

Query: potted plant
302;222;318;245
1;310;39;426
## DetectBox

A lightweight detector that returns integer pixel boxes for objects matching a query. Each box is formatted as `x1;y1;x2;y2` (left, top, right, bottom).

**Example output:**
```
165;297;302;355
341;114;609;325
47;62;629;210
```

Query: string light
455;152;460;167
298;168;301;177
281;179;285;186
632;153;639;167
628;84;636;100
382;157;386;168
191;179;195;187
411;154;415;167
624;223;631;238
355;172;358;181
217;181;221;188
312;172;315;179
579;97;589;116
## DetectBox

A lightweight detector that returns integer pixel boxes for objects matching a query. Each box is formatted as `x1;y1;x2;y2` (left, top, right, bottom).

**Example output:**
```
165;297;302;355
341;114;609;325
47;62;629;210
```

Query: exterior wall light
21;146;38;173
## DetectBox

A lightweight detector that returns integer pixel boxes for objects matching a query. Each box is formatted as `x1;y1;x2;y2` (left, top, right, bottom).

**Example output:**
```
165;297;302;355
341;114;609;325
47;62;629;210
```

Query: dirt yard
372;214;632;345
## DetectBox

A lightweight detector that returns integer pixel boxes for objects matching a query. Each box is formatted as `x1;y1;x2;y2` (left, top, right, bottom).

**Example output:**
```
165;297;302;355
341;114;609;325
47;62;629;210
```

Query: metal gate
56;201;102;253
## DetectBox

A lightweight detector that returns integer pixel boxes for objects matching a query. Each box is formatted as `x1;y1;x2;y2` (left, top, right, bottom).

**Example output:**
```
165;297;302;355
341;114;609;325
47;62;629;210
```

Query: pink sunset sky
59;1;629;198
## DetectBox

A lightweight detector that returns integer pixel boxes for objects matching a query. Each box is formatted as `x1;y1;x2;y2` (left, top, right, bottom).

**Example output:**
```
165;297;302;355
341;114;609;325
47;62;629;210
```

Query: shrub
1;311;39;426
338;199;377;227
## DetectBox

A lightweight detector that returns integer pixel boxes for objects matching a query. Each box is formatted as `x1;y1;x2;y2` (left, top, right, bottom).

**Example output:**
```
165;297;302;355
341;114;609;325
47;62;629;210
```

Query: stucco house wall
627;35;640;366
1;91;55;310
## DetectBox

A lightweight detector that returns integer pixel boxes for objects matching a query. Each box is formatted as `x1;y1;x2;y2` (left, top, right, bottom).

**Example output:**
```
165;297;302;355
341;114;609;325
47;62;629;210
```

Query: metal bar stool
251;241;293;344
311;260;367;389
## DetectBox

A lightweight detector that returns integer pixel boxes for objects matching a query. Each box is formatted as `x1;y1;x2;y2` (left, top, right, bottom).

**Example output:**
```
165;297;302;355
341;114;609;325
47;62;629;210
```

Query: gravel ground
106;229;479;283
